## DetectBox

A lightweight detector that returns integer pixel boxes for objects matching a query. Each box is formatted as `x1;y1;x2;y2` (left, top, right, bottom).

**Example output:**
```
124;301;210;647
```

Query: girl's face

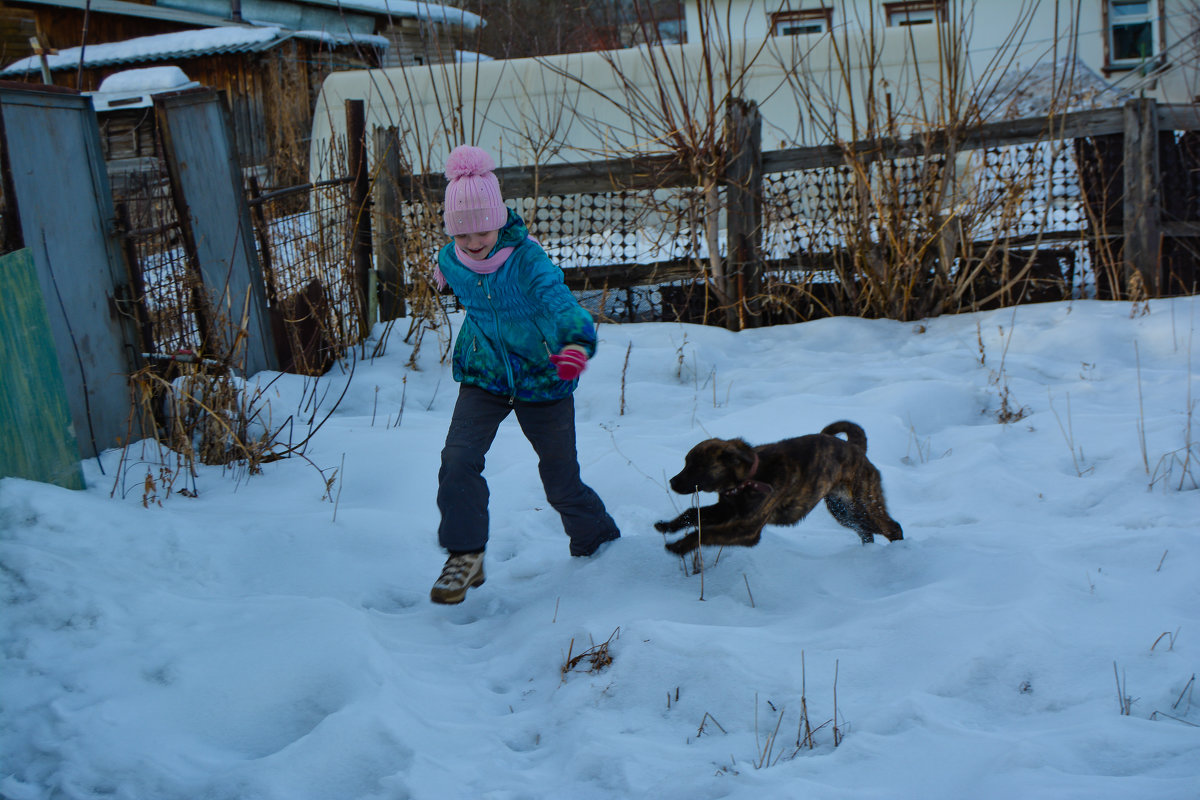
453;228;500;261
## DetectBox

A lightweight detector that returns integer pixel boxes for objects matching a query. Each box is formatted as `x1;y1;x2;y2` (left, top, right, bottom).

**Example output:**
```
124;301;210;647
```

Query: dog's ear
729;438;757;466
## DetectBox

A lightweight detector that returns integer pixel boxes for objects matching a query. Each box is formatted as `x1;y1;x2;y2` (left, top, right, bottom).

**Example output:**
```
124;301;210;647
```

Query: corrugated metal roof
9;0;482;29
12;0;244;28
298;0;483;29
1;26;291;75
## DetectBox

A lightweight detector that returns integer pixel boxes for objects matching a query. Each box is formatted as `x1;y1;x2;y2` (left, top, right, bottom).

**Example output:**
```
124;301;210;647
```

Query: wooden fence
362;97;1200;329
103;95;1200;387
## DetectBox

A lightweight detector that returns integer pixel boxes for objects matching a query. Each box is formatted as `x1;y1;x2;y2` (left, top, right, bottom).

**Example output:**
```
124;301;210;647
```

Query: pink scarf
433;236;535;291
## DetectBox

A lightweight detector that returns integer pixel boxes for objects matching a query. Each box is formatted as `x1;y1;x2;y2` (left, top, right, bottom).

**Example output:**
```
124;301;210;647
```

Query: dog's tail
821;420;868;451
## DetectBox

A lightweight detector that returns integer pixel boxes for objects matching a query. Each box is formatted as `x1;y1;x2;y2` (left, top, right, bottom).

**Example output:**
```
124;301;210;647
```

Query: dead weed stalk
113;353;353;502
561;627;621;679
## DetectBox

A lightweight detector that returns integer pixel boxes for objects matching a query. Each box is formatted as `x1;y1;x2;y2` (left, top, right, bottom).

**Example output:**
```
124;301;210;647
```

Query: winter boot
430;551;485;604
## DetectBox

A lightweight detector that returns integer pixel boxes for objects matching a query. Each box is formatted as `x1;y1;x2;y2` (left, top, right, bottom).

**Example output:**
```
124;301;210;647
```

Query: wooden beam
394;153;694;201
1123;98;1162;296
346;99;373;335
764;108;1127;174
374;126;405;321
391;106;1140;204
725;98;764;329
561;259;698;290
1157;103;1200;133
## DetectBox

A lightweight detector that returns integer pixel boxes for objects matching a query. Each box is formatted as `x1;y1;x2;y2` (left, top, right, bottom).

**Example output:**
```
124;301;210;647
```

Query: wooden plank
562;259;698;290
399;106;1136;201
1123;97;1162;295
764;108;1127;173
1157;104;1200;132
373;125;405;320
0;248;86;490
396;153;694;200
346;99;372;334
1162;220;1200;237
725;98;764;329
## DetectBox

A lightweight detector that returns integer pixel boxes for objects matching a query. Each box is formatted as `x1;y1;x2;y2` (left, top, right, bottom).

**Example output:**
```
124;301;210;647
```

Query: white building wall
684;0;1197;104
310;1;1197;182
311;24;966;180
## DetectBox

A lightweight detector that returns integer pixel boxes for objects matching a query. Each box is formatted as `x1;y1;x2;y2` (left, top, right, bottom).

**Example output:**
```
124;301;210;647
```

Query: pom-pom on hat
443;145;507;236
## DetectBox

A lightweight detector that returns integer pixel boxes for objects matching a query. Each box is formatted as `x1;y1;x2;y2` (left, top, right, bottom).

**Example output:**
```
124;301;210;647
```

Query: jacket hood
495;208;530;250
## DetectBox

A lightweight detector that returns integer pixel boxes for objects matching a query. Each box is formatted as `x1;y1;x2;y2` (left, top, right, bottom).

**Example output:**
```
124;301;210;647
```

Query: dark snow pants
437;385;620;556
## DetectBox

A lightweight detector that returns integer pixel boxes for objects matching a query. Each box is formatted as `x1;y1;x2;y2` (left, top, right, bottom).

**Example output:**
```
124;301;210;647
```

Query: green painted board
0;248;86;490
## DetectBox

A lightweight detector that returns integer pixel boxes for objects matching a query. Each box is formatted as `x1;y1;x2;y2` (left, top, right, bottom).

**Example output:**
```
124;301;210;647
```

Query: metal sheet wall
155;88;277;377
0;86;141;460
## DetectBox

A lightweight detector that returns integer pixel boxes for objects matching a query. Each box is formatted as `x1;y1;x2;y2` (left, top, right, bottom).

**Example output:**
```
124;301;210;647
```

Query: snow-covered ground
2;297;1198;799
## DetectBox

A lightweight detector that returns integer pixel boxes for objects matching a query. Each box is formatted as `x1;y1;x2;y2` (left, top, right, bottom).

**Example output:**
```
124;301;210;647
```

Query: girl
430;145;620;605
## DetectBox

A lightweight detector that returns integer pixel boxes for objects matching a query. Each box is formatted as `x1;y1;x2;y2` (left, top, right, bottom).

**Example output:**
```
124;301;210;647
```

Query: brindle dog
655;421;903;555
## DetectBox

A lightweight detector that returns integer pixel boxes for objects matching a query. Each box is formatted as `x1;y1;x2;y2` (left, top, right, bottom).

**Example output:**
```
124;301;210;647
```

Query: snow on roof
301;0;483;30
0;25;388;76
88;66;201;110
13;0;482;29
455;50;494;63
291;28;391;49
977;58;1127;119
97;65;195;93
15;0;244;28
2;26;282;75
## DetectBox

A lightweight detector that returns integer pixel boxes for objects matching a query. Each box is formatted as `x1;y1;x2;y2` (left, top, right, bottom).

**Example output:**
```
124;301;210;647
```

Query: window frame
1103;0;1165;71
769;7;834;37
883;0;948;27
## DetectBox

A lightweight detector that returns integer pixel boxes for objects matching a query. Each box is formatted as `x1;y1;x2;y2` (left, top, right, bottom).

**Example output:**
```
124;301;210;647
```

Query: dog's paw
664;534;697;556
653;520;674;533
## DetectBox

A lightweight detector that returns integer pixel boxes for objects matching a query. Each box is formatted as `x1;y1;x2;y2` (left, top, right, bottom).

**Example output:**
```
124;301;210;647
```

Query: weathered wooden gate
0;84;142;462
155;88;277;376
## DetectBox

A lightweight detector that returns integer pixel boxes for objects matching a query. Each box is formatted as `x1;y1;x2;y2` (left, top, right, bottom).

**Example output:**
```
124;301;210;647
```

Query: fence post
1122;97;1161;297
725;98;764;330
346;99;374;337
373;126;406;320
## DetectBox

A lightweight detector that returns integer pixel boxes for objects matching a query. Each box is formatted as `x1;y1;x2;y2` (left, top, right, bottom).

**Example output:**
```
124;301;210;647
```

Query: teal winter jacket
438;209;597;402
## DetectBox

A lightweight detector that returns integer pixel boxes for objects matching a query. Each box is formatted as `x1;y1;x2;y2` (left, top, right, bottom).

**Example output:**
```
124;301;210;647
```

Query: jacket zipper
481;275;518;404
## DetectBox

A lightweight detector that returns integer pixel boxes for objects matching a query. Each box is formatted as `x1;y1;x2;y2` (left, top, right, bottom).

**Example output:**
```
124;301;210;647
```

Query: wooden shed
0;0;485;184
0;25;383;186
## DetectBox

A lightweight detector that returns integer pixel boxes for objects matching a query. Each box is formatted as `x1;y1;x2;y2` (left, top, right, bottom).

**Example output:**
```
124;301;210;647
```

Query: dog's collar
723;452;774;496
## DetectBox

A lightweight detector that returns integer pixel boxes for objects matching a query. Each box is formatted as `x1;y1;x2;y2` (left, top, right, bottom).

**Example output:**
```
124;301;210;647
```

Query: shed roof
8;0;483;30
12;0;244;27
295;0;482;29
0;25;387;75
978;58;1127;119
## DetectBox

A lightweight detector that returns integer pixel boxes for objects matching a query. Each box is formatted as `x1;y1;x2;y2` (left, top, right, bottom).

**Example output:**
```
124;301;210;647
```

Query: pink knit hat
443;145;507;236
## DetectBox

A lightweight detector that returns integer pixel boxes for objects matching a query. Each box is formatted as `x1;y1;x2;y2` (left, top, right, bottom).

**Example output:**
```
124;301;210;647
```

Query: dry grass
561;627;621;678
113;349;352;502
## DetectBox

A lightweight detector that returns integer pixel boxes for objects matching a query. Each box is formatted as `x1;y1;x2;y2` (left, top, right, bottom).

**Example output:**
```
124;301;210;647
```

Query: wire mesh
758;138;1092;316
115;162;203;357
249;180;359;358
116;121;1192;353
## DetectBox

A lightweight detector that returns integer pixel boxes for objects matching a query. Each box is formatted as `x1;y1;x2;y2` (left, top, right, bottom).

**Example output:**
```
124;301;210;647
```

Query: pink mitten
549;345;588;380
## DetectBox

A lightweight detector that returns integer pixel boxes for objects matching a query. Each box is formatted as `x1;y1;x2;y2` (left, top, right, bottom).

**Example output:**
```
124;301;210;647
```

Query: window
1106;0;1159;67
770;8;833;37
883;1;947;27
